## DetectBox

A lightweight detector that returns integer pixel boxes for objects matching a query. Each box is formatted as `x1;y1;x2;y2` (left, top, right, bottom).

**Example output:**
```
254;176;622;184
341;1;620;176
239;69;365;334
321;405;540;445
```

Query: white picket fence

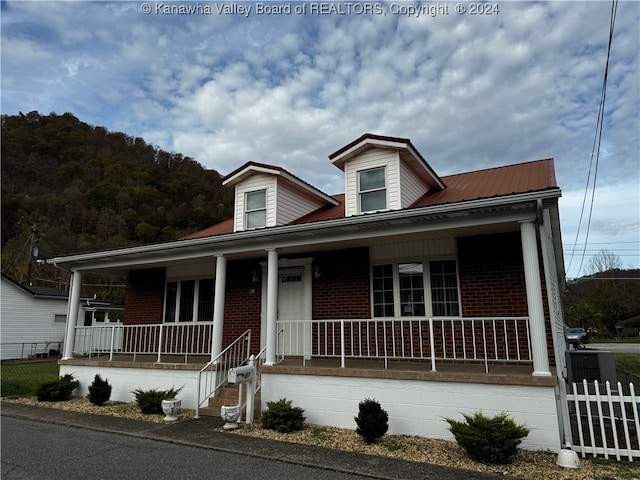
567;380;640;461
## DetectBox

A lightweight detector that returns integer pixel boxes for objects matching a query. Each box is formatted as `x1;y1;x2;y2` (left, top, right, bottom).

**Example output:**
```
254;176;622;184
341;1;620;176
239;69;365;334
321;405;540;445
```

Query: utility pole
25;223;39;285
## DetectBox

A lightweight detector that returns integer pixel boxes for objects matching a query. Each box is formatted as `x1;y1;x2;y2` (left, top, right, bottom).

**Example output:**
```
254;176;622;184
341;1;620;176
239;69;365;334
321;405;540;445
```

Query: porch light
313;265;321;278
249;270;259;283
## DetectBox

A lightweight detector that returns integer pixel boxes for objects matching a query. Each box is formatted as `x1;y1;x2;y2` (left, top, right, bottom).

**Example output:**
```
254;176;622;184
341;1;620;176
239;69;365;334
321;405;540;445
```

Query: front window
359;167;386;212
371;260;460;317
399;263;425;316
372;264;394;317
430;260;460;316
245;190;266;229
164;279;215;322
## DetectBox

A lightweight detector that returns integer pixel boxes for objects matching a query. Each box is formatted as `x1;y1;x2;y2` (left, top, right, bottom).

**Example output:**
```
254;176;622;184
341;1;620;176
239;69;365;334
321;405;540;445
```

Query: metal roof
184;158;558;239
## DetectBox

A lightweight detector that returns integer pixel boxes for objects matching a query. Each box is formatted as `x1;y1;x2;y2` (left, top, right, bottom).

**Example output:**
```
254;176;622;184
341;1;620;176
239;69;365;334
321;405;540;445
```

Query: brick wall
458;232;528;316
223;258;263;350
457;231;555;364
312;248;370;320
123;268;166;325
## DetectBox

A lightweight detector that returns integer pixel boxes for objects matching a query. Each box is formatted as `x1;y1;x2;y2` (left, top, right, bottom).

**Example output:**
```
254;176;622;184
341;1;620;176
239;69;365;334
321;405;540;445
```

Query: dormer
329;134;445;217
222;162;339;232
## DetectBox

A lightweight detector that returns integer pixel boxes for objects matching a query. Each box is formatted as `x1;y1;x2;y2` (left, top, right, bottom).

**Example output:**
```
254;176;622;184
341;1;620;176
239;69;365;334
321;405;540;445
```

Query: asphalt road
0;417;372;480
588;342;640;354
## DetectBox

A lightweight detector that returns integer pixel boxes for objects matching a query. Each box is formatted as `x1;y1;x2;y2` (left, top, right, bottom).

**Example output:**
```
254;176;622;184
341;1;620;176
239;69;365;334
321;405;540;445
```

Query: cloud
2;0;638;270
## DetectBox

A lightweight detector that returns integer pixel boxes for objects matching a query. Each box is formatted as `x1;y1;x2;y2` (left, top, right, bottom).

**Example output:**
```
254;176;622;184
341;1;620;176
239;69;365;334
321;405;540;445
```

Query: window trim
245;189;267;229
163;278;215;323
358;167;387;213
370;258;461;318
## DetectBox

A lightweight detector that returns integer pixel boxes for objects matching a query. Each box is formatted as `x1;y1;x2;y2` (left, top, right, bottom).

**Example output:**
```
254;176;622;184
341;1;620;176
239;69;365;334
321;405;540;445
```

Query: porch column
62;270;82;360
264;248;279;365
211;254;227;362
520;219;551;377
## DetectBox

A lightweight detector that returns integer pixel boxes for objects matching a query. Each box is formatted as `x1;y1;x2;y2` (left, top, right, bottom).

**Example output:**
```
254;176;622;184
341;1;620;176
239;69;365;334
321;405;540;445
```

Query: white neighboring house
0;273;123;360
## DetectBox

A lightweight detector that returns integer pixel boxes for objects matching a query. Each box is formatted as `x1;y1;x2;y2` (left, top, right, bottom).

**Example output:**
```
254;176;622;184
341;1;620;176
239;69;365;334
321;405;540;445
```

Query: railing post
246;355;256;423
482;319;489;373
109;324;115;361
157;324;164;363
195;370;202;419
340;319;346;368
429;318;436;372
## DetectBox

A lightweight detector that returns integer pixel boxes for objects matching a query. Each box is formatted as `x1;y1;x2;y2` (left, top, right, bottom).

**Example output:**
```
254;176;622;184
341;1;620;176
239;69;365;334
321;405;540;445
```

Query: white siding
276;182;326;225
0;279;67;360
399;160;429;208
234;174;277;231
344;149;401;216
370;238;457;262
261;373;561;452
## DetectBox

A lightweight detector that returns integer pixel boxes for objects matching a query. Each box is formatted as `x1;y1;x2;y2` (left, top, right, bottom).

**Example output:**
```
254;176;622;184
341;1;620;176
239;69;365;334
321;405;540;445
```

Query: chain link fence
1;358;60;398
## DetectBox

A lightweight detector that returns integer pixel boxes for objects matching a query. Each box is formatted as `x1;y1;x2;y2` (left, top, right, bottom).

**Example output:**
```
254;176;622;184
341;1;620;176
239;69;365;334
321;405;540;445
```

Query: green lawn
615;353;640;375
0;360;60;398
592;336;640;344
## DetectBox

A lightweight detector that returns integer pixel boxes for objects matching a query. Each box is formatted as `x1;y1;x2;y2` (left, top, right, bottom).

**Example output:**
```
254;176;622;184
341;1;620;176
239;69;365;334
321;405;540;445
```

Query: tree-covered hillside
1;111;233;299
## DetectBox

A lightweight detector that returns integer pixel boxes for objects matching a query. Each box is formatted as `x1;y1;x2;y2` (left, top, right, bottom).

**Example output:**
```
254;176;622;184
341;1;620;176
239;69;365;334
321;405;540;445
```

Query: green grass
310;426;329;441
615;354;640;375
0;361;60;397
593;336;640;344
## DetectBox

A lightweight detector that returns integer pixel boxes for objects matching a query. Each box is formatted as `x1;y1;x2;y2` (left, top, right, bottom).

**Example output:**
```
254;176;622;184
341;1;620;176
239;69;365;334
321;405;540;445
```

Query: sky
1;0;639;279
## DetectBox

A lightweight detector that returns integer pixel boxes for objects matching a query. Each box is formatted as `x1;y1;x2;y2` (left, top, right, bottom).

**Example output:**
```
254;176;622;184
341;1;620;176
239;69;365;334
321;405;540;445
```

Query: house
0;273;123;360
1;274;68;360
48;134;569;452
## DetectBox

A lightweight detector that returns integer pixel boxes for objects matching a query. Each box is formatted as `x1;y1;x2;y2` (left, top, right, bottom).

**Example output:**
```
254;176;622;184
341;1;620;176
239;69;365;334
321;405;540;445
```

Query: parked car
565;327;590;349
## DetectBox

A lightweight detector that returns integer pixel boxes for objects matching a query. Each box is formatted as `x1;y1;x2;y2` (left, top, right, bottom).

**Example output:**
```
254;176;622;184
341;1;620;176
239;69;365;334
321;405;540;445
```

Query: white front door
278;268;309;358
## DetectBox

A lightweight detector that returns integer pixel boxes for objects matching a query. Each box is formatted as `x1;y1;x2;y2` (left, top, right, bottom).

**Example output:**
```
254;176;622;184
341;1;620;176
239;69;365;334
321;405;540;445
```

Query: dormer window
246;190;267;229
359;167;386;213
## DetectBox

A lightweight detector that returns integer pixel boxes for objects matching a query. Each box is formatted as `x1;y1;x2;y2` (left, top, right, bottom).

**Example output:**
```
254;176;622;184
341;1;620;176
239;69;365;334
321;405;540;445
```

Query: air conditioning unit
565;350;617;385
565;350;620;421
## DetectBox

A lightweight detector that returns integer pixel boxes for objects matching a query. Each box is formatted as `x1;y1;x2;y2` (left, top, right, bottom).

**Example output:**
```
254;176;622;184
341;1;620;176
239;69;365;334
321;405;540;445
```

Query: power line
567;0;619;277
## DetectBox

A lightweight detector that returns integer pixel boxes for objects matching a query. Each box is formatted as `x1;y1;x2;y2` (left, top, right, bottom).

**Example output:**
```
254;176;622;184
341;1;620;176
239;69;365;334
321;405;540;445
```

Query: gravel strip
4;397;637;479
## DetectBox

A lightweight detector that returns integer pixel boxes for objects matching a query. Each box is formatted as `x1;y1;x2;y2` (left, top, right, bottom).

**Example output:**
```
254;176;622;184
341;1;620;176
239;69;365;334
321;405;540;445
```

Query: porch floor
262;357;558;387
60;355;558;386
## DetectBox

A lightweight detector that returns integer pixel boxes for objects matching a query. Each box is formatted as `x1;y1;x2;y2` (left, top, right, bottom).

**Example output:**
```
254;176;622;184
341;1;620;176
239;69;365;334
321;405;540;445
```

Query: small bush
87;374;112;406
133;387;182;414
445;411;530;464
36;374;79;402
354;398;389;444
260;398;305;433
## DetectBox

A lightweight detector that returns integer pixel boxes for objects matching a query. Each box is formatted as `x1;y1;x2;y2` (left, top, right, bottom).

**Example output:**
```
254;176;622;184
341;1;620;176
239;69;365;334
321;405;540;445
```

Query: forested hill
1;111;233;289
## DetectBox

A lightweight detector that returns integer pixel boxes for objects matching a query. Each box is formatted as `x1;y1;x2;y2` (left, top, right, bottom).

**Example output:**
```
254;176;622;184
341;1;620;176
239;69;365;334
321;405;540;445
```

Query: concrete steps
198;385;261;418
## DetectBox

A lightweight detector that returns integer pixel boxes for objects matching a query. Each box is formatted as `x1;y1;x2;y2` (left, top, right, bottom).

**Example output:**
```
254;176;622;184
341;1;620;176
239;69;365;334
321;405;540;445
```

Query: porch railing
195;329;252;419
276;317;531;372
73;322;214;363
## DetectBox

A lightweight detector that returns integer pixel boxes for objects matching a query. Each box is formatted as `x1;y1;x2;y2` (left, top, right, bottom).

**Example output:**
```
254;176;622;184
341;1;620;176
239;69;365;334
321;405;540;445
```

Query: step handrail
195;329;251;419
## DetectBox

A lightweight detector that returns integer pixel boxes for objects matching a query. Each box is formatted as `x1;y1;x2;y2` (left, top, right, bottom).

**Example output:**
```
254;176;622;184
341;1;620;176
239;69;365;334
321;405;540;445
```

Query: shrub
36;374;79;402
87;374;112;406
354;398;389;444
260;398;305;433
133;387;182;414
445;411;530;464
